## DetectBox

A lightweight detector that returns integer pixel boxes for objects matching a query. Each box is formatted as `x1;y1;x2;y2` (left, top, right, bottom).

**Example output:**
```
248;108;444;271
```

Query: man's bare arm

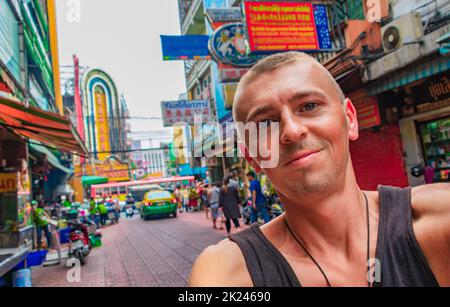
411;183;450;286
189;240;252;287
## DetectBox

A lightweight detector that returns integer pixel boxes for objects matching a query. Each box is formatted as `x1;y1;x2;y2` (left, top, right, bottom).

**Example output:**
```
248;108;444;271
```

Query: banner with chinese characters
0;172;17;194
348;89;381;130
243;1;332;53
161;100;212;127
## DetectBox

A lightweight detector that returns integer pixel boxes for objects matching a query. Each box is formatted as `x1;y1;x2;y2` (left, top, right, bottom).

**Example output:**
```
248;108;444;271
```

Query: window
346;0;365;20
0;0;22;84
111;187;119;195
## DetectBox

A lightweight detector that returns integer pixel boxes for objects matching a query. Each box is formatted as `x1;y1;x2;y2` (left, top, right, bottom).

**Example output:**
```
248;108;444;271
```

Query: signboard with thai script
161;100;212;127
412;73;450;113
243;1;332;53
0;173;17;193
218;63;249;82
206;8;243;25
349;90;381;130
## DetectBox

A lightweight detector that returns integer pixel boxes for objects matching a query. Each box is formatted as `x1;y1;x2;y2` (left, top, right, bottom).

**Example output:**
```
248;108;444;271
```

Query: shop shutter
350;125;409;190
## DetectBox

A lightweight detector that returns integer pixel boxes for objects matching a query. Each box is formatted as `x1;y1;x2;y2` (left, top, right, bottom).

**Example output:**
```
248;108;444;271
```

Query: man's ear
238;142;262;173
344;98;359;141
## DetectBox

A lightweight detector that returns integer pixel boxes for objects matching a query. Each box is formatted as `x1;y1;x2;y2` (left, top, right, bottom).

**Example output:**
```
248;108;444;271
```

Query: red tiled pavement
31;210;249;287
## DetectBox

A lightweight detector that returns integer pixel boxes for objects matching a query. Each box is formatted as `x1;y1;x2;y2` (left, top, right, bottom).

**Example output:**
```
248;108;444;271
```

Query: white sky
55;0;186;136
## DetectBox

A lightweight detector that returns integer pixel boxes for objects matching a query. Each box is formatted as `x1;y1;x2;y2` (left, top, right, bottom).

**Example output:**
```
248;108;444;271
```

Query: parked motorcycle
67;220;91;265
125;204;134;218
106;204;120;224
267;195;284;219
242;198;253;225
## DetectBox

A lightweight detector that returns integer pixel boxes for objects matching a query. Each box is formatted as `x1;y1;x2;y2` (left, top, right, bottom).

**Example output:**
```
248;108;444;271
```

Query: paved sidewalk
32;211;249;287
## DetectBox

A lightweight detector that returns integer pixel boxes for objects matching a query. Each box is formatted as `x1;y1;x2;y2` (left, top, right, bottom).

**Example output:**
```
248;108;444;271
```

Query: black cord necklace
284;192;371;287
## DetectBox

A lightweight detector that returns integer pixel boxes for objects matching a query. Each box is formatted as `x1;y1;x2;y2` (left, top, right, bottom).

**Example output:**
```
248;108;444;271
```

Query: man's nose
280;110;308;145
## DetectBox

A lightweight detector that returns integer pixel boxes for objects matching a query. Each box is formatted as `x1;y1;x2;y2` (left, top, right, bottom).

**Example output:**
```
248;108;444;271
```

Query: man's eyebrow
246;105;275;123
245;90;328;122
287;90;328;104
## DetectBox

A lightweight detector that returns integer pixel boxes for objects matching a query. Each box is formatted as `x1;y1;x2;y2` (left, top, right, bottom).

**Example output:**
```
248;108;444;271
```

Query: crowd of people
174;171;273;237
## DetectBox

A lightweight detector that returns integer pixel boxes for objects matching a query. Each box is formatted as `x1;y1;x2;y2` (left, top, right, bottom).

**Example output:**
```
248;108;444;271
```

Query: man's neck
280;167;368;256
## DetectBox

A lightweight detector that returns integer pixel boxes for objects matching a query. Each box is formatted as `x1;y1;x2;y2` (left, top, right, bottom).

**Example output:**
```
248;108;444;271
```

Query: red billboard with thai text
244;1;320;52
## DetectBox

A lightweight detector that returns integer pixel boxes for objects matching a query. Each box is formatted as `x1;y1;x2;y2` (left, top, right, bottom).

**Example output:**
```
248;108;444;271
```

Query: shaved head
233;52;345;123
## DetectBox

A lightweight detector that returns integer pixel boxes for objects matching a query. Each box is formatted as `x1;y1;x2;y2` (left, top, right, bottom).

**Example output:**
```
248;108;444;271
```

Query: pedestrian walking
247;171;271;224
182;188;189;213
201;183;210;219
89;198;100;229
125;194;135;218
174;185;183;213
98;202;108;227
208;182;222;230
219;178;242;237
32;200;52;250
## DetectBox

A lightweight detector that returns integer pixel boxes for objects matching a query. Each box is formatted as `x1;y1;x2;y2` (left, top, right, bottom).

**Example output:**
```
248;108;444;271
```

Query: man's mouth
284;149;323;167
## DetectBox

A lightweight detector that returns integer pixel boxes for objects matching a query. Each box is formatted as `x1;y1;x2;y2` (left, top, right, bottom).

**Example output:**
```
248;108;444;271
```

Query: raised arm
411;183;450;286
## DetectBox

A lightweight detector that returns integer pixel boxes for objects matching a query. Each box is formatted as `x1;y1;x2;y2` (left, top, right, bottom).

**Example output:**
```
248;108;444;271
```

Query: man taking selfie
189;52;450;287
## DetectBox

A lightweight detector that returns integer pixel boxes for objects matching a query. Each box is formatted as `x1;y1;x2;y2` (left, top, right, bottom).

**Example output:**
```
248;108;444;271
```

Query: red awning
0;95;88;155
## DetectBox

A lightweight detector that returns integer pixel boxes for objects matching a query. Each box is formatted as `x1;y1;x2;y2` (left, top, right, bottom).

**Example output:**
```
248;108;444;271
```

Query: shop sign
209;23;261;67
348;90;381;129
218;65;249;83
161;100;212;127
243;1;332;53
223;83;238;110
206;8;242;24
412;74;450;113
74;160;130;182
0;173;17;193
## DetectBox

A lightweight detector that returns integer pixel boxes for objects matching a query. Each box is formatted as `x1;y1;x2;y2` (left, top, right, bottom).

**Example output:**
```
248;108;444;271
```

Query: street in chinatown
32;211;241;287
1;0;449;291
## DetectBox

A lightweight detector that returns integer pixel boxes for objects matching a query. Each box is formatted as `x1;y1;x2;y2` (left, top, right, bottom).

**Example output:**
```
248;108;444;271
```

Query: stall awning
82;176;108;186
29;142;73;174
0;95;87;155
367;56;450;96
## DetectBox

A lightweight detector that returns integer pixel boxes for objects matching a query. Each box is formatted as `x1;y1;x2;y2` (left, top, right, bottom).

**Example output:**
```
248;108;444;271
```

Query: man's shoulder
410;183;450;216
189;238;252;287
410;183;450;286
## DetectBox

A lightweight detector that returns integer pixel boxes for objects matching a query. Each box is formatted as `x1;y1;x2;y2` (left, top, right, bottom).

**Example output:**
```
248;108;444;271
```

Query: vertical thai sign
94;87;111;160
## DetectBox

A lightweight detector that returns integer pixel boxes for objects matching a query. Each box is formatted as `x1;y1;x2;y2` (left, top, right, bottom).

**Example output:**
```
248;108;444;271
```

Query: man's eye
301;102;318;112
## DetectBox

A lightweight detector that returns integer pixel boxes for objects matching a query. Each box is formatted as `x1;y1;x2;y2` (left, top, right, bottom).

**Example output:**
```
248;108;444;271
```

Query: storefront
0;95;87;284
348;89;409;190
397;71;450;186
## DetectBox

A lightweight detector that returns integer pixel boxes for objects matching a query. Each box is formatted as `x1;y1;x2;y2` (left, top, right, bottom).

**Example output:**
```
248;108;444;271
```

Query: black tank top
229;186;440;287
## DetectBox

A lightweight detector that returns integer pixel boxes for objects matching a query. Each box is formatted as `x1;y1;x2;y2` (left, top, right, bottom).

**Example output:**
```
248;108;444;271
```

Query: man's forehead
234;60;331;119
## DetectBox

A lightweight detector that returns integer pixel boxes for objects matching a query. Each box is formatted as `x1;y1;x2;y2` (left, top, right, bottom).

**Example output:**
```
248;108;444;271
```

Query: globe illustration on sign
209;23;260;67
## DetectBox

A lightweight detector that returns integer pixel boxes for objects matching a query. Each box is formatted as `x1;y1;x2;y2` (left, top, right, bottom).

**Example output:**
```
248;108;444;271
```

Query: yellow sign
144;172;163;179
0;173;18;193
94;87;111;161
75;158;130;182
224;83;238;110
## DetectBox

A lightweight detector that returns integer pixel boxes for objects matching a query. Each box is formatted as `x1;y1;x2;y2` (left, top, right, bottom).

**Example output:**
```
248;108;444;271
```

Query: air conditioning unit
381;12;424;51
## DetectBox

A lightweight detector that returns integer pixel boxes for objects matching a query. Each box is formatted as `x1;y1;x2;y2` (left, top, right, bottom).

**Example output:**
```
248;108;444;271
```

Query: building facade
174;0;450;189
0;0;86;280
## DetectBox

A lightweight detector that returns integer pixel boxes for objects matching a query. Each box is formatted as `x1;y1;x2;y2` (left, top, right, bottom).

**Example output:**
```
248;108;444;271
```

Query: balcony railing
181;0;203;35
412;0;450;34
